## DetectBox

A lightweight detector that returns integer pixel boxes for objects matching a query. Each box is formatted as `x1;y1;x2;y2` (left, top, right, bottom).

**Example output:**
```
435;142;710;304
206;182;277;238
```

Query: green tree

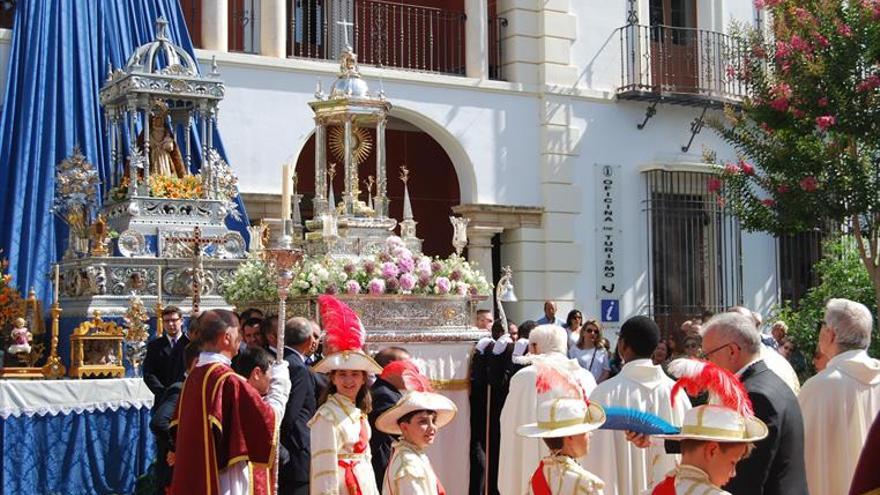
775;236;879;373
708;0;880;311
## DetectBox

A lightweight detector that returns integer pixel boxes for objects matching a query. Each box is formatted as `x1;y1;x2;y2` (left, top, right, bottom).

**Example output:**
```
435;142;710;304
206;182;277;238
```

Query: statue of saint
147;103;187;178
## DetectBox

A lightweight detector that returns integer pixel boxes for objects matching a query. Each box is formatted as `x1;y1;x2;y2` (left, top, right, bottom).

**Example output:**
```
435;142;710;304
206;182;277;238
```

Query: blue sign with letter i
601;299;619;323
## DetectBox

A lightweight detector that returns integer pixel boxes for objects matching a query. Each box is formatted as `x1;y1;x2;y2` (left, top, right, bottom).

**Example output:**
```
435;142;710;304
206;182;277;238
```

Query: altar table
0;378;155;494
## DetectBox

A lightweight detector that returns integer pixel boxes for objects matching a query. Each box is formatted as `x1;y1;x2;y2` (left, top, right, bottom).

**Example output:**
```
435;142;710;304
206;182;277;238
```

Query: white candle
53;264;60;304
281;163;292;221
157;265;163;304
323;214;338;238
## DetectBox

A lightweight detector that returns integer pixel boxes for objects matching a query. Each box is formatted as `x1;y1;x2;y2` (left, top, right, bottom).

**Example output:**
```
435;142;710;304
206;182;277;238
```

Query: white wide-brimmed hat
312;349;383;374
375;391;458;435
654;404;767;443
516;397;606;438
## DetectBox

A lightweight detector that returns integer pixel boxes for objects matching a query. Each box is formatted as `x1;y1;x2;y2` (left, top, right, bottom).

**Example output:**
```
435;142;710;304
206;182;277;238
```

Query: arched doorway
294;116;460;256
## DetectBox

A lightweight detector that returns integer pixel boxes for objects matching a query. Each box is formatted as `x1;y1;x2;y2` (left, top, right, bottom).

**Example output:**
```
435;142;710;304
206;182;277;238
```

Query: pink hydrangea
816;115;836;131
381;261;399;278
799;176;819;192
435;277;451;295
368;278;386;295
416;259;433;277
345;280;361;295
399;273;416;291
397;255;415;274
707;177;723;193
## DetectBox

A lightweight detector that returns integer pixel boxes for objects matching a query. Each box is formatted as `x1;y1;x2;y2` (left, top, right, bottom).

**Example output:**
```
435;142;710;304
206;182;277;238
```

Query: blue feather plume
599;406;680;435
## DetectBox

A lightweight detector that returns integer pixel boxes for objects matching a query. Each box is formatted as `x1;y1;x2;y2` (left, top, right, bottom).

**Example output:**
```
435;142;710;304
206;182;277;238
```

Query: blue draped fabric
0;0;250;304
0;406;155;494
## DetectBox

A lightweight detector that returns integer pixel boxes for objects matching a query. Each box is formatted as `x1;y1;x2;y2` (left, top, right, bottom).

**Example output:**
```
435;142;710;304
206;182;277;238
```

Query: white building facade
0;0;792;331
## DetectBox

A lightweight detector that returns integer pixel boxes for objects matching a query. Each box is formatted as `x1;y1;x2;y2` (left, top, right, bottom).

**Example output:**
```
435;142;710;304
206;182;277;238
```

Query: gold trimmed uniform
309;393;380;495
646;465;730;495
382;440;442;495
530;454;605;495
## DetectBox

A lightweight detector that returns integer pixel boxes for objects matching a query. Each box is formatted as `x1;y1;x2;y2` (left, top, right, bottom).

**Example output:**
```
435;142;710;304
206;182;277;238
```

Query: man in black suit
143;306;190;398
278;317;321;495
369;346;411;490
262;315;294;360
700;311;808;495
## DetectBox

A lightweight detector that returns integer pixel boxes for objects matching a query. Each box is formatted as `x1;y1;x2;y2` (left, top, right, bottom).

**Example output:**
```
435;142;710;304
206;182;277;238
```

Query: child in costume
375;369;457;495
516;361;607;495
646;359;768;495
310;295;384;495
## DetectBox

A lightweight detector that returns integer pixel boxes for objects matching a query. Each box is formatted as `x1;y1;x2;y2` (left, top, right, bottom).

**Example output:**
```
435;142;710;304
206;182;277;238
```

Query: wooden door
649;0;697;93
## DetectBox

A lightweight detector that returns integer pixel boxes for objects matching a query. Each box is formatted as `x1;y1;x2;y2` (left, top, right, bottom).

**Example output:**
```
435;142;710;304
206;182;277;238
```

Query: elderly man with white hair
728;305;801;395
700;312;807;495
498;324;597;495
799;298;880;495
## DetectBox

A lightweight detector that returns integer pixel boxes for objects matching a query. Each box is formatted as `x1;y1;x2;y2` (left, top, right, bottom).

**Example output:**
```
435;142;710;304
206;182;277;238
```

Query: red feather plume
380;359;421;382
668;358;753;416
533;358;590;406
401;369;434;393
318;295;365;352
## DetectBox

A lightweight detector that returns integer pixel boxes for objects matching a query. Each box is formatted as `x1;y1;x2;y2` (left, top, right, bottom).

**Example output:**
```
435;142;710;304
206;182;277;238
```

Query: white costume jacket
582;359;691;495
799;349;880;495
382;440;441;495
498;355;597;495
760;343;800;395
529;454;604;495
309;393;381;495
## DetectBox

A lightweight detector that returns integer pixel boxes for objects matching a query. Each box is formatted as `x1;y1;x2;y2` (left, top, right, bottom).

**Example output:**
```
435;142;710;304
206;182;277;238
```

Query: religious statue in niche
7;317;32;355
141;100;187;178
84;340;119;366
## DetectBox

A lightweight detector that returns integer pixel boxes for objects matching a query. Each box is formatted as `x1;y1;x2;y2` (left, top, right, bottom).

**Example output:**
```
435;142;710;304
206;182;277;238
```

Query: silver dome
124;17;198;76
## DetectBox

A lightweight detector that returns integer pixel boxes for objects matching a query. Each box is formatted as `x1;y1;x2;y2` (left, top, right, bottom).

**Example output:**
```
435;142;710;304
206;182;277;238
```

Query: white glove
512;338;529;357
492;334;512;355
475;337;494;353
265;361;292;420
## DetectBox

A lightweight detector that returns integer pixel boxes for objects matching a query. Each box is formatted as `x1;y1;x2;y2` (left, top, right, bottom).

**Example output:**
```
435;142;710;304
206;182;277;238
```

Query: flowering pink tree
709;0;880;308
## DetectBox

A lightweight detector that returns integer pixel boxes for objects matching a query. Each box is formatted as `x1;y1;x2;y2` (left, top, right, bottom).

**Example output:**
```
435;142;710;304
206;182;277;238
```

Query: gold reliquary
69;311;125;379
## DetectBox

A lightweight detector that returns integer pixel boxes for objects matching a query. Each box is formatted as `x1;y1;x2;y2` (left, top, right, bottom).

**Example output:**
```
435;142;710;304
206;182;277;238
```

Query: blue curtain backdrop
0;405;155;494
0;0;250;304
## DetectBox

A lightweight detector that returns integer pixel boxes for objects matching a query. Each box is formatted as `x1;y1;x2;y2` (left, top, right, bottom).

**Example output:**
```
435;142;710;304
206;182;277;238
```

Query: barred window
643;168;742;335
777;230;824;308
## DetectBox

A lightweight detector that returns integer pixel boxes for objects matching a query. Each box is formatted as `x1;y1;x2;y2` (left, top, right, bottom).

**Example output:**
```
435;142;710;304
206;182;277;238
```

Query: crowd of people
140;295;880;495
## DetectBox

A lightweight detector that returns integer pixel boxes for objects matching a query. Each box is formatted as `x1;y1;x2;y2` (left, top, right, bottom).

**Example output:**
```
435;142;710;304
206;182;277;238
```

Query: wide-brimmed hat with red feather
375;368;457;435
312;295;383;374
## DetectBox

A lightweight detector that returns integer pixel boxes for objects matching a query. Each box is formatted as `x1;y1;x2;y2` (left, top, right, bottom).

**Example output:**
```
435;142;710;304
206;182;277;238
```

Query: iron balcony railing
181;0;257;53
289;0;506;79
618;23;747;106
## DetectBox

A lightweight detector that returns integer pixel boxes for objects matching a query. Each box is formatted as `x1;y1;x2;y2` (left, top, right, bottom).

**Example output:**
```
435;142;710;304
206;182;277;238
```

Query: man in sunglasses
699;312;807;495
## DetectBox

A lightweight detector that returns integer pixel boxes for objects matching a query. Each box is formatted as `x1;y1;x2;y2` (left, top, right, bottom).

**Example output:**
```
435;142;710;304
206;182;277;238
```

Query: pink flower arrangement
456;283;469;296
799;176;819;192
381;261;399;279
368;278;386;295
345;280;361;295
385;277;400;292
707;177;723;193
435;277;451;295
816;115;836;131
399;273;416;292
396;255;415;274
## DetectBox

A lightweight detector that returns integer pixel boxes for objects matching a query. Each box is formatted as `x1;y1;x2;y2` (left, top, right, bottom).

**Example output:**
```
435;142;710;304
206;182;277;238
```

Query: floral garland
0;257;24;329
107;174;205;201
221;236;491;305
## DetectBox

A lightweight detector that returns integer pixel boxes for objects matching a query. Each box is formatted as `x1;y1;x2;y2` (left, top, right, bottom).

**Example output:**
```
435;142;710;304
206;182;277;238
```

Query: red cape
849;411;880;495
169;362;276;495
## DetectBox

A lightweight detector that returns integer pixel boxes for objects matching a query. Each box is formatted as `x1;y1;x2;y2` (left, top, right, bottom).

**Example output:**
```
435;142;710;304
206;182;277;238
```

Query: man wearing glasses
699;312;807;495
143;305;190;398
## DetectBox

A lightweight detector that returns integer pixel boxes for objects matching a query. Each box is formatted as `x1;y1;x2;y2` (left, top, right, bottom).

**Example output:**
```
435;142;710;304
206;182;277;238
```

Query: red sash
530;461;552;495
436;479;447;495
338;416;370;495
652;476;677;495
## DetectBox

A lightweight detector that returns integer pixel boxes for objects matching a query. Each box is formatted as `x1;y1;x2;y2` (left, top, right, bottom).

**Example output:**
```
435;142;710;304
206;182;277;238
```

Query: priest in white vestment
582;316;691;495
498;324;597;495
799;298;880;495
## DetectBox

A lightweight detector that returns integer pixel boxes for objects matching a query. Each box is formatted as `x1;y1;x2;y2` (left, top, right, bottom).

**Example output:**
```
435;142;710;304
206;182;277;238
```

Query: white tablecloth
0;378;154;419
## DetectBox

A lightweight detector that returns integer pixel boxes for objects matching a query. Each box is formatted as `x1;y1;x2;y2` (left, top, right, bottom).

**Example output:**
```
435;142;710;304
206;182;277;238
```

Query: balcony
617;23;746;108
181;0;506;80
